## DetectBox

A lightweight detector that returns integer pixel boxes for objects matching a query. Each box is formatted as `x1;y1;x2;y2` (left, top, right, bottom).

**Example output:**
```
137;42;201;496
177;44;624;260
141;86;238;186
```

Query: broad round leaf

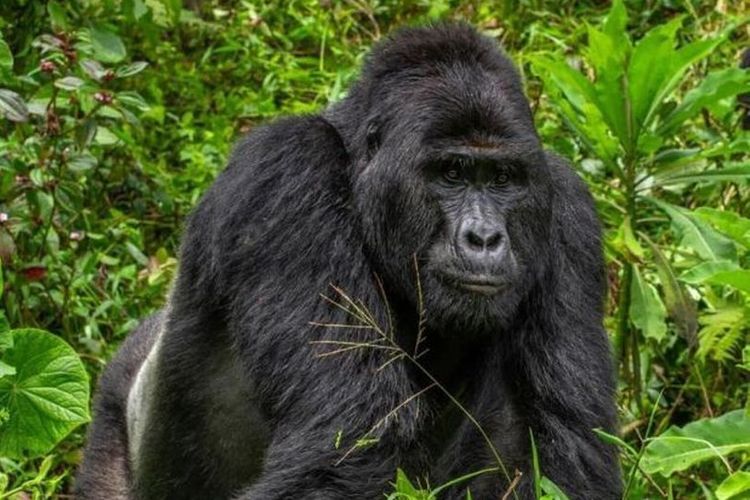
0;328;90;458
89;25;126;63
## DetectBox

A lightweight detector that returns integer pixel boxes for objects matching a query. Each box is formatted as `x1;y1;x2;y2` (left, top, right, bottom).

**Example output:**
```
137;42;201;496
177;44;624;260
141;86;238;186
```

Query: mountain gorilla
77;23;621;499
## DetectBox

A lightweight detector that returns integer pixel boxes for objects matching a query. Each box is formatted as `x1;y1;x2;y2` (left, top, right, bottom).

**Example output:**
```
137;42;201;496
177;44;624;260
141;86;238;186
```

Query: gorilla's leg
75;311;164;499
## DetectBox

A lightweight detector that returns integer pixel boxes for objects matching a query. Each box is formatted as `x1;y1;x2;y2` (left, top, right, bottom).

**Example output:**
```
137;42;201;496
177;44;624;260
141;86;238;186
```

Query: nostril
486;232;502;250
465;231;485;250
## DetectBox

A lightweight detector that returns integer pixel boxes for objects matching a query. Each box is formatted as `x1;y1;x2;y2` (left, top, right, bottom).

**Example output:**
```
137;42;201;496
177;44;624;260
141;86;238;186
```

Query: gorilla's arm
510;154;621;499
76;312;163;499
155;116;423;499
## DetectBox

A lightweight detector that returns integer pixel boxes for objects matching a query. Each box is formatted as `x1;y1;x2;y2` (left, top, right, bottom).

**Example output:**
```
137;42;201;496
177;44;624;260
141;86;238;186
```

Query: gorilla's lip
440;273;506;295
458;281;505;295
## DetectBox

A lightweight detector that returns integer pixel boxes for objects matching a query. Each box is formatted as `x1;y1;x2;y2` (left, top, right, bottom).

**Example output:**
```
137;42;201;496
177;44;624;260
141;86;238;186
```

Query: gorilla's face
351;69;553;333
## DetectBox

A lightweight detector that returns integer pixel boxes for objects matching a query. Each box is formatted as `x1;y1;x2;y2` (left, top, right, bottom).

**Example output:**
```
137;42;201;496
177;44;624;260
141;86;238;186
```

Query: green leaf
716;471;750;500
586;0;631;148
0;89;29;122
641;410;750;476
652;200;737;262
681;261;739;285
531;429;542;499
0;328;90;458
47;1;69;31
89;25;127;63
629;22;727;136
116;61;148;78
0;313;9;340
67;151;98;172
116;90;150;111
646;240;698;344
630;265;667;341
694;207;750;248
0;39;12;70
388;469;431;499
586;25;629;146
80;59;107;81
531;56;619;167
652;163;750;188
741;346;750;373
95;126;119;145
0;321;10;348
705;270;750;294
540;476;571;500
0;361;14;378
659;68;750;135
54;76;85;91
126;242;149;266
627;16;684;135
601;0;629;49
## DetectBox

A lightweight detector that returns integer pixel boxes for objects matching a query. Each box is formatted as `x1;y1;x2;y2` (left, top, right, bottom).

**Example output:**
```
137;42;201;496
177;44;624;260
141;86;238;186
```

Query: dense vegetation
0;0;748;498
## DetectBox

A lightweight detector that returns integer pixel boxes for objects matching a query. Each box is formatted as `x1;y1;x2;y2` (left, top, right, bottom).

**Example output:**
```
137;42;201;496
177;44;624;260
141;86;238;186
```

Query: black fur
77;23;620;499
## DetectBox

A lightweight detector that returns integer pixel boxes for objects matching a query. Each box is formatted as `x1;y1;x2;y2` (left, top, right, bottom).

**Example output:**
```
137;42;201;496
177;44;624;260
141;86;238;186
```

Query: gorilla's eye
494;171;510;185
443;168;462;183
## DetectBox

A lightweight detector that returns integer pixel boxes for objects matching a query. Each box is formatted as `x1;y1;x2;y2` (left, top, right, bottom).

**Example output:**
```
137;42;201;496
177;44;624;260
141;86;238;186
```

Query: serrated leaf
116;61;148;78
89;25;126;63
54;76;85;91
652;200;737;262
641;410;750;476
0;89;29;122
630;265;667;342
0;328;90;458
716;471;750;500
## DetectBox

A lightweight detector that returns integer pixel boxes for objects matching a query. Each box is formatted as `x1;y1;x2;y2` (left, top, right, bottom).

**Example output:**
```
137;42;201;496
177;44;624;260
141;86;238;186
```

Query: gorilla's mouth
438;272;506;295
458;280;505;295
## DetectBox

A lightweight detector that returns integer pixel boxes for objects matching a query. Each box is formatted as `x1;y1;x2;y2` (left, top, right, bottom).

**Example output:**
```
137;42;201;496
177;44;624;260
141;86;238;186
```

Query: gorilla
76;23;621;499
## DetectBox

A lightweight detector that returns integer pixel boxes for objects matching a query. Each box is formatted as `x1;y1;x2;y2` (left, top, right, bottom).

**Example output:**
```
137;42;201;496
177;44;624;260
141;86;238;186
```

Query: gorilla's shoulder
183;115;353;281
199;115;349;212
544;151;594;204
228;115;348;175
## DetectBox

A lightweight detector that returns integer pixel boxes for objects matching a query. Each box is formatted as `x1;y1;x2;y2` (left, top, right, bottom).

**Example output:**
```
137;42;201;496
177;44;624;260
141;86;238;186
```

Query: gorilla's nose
459;220;505;256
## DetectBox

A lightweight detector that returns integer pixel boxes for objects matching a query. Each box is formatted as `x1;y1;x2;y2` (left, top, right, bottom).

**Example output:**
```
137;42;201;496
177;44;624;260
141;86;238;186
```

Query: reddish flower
21;266;47;281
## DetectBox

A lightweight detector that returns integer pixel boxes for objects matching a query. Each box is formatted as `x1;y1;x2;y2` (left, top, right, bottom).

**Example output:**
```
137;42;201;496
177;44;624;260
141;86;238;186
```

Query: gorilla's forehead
378;65;536;142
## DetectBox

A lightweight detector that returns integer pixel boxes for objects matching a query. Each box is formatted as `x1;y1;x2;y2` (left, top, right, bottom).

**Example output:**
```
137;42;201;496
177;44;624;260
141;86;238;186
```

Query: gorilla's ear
365;120;381;161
